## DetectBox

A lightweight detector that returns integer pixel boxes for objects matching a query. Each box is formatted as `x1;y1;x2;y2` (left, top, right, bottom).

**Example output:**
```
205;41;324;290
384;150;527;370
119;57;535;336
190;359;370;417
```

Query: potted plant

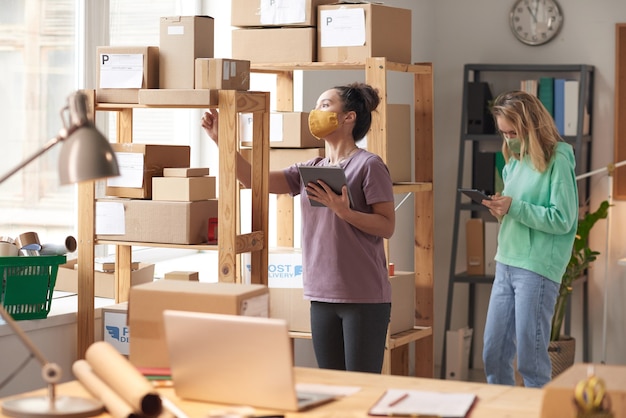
549;200;609;377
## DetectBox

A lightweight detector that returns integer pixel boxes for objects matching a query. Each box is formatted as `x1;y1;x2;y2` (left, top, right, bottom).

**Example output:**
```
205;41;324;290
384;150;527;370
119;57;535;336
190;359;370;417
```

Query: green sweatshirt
495;142;578;283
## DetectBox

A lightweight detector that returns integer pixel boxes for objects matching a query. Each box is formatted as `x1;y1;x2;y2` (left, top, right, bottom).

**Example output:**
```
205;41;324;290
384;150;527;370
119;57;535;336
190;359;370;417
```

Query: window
0;0;77;245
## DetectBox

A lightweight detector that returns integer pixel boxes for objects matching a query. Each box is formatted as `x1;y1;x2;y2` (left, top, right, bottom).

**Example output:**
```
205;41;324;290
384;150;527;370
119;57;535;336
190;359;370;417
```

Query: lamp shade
58;125;120;185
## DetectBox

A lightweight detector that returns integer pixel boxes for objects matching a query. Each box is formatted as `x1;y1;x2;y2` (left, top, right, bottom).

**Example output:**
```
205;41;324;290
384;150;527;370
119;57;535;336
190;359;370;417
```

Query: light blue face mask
506;137;522;154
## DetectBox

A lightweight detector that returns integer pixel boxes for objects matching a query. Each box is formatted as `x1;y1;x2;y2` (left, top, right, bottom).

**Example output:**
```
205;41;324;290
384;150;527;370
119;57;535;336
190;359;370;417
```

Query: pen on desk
387;392;409;407
160;395;189;418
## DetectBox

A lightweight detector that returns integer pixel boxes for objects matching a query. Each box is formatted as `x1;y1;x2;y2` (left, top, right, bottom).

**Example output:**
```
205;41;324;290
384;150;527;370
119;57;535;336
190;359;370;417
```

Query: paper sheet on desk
368;388;476;417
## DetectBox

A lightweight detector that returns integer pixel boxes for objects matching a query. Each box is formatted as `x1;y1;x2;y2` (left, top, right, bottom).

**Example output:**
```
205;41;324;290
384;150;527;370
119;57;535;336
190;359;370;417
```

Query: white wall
426;0;626;369
203;0;626;370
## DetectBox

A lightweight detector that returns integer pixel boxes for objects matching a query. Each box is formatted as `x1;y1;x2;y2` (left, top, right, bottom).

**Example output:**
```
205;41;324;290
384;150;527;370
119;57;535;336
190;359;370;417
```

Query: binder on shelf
538;77;555;116
554;78;566;135
466;82;495;134
564;80;580;136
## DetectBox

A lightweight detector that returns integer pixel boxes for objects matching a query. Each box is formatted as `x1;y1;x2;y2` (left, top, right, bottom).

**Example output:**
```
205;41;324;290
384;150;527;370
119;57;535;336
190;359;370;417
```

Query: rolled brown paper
85;341;162;417
73;360;138;418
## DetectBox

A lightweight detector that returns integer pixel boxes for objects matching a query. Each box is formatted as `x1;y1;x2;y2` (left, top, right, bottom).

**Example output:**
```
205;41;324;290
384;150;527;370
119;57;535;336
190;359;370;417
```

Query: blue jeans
483;262;559;388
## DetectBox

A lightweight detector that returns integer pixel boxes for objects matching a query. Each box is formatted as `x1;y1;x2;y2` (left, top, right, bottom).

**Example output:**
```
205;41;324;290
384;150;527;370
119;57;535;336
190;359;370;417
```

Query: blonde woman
480;90;578;387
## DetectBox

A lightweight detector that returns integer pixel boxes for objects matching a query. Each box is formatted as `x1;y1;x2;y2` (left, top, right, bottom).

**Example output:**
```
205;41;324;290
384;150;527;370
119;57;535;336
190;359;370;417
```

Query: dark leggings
310;301;391;373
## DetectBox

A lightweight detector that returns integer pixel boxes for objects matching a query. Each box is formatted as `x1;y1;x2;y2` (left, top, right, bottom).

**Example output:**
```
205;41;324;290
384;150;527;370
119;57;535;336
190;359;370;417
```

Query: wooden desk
0;367;542;417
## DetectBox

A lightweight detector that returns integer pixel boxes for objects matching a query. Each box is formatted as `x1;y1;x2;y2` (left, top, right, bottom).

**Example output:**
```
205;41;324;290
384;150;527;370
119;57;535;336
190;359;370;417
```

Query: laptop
162;310;337;412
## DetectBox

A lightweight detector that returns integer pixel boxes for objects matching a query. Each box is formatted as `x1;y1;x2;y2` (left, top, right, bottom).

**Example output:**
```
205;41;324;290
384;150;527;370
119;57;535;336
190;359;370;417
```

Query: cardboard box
159;16;214;89
259;248;414;334
484;221;499;276
163;167;209;177
101;302;129;355
466;218;485;275
194;58;250;90
164;271;199;281
242;247;303;287
55;260;154;299
231;0;336;27
96;199;218;245
445;327;473;381
240;112;323;148
541;363;626;418
128;280;269;368
389;271;415;335
152;176;216;201
269;287;310;332
105;144;190;199
138;89;219;106
232;27;316;63
318;3;411;64
364;104;411;182
96;46;159;104
241;148;325;171
270;272;416;334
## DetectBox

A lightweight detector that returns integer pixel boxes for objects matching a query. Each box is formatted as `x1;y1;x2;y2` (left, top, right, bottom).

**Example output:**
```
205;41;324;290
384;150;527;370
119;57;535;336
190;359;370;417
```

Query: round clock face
509;0;563;46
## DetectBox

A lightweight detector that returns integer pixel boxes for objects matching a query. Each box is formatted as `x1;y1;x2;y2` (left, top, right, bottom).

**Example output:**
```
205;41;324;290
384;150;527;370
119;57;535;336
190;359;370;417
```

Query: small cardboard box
96;198;218;245
466;218;485;275
152;176;216;201
318;3;411;64
194;58;250;90
55;260;154;299
241;148;325;171
138;89;219;106
96;46;159;104
232;27;316;63
231;0;336;27
164;271;199;281
389;271;415;335
128;280;269;368
240;112;322;148
163;167;209;177
101;302;130;355
159;16;214;89
541;363;626;418
105;144;190;199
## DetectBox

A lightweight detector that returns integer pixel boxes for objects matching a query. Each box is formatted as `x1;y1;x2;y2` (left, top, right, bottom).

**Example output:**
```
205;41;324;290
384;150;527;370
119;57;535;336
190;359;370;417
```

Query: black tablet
459;188;491;204
298;165;354;207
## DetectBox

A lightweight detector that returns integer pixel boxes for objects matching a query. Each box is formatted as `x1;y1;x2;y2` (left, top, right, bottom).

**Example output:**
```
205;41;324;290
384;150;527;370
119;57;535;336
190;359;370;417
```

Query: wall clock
509;0;564;46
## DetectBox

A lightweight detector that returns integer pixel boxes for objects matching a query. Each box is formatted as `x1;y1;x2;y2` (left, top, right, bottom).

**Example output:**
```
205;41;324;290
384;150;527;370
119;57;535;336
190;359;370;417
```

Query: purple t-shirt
283;149;393;303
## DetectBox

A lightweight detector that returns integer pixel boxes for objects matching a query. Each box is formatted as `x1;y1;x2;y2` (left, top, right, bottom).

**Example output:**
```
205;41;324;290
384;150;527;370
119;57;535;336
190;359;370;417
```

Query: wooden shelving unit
75;89;270;358
251;57;434;377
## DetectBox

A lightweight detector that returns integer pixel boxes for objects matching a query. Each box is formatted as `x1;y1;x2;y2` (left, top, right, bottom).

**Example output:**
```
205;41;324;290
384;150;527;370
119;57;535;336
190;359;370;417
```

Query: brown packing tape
15;231;41;251
85;341;162;416
0;242;18;256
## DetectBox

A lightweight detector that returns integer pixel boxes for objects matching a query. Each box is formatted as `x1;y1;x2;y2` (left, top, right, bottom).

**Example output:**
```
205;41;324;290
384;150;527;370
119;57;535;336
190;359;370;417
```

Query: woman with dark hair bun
202;82;395;373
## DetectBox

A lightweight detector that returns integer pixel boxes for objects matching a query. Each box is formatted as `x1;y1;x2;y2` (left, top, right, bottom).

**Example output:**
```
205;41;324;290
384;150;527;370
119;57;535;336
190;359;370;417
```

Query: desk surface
0;367;542;417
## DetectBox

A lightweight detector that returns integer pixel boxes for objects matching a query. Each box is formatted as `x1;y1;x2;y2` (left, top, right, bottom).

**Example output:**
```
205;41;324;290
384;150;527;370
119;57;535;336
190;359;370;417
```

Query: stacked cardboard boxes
231;0;336;63
97;144;218;245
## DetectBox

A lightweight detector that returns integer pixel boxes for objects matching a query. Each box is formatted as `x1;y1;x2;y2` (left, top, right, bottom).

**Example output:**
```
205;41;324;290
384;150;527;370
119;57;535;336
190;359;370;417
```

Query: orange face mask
308;110;339;140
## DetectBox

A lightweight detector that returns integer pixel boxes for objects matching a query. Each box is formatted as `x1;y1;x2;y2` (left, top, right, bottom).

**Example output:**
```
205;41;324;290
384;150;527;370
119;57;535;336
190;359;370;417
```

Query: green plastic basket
0;255;66;320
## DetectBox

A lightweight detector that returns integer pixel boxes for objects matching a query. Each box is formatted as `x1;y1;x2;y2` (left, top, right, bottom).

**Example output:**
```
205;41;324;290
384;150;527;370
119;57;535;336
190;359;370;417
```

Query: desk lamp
0;90;119;417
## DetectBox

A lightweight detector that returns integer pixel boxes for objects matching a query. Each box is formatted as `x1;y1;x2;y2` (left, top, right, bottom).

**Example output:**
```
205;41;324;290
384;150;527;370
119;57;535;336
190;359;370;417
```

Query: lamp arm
0;304;61;384
0;134;64;186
